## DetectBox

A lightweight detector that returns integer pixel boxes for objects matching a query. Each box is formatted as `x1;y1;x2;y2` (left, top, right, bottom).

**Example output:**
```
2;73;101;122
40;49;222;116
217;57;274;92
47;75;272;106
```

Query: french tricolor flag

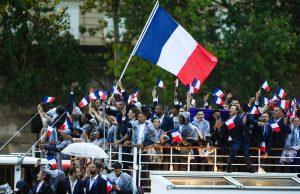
225;118;236;130
191;78;201;90
291;98;296;108
89;90;99;100
250;106;261;115
59;114;73;130
276;87;287;99
127;94;138;104
61;159;71;170
213;96;224;106
107;180;113;194
261;81;270;92
263;97;270;105
260;142;266;153
46;126;55;137
171;131;182;144
79;96;89;108
133;87;139;97
270;121;281;133
46;156;57;169
156;78;164;88
41;96;55;104
110;85;121;95
189;78;201;94
134;5;217;85
212;88;224;98
280;100;290;110
89;89;107;101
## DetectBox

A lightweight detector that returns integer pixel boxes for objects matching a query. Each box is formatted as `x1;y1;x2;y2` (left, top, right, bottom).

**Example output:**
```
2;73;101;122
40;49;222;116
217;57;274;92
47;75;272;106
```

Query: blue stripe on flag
134;7;178;64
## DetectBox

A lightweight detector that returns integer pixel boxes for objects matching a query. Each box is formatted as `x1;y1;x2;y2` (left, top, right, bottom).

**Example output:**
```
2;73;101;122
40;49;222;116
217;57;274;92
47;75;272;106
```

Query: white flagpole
118;1;159;82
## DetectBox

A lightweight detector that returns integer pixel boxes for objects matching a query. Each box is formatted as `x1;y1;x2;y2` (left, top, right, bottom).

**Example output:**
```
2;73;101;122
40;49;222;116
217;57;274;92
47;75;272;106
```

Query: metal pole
109;144;112;169
132;147;138;188
138;147;142;187
214;148;217;172
118;1;159;82
187;151;191;172
0;113;38;151
118;145;122;162
170;147;173;171
258;148;261;170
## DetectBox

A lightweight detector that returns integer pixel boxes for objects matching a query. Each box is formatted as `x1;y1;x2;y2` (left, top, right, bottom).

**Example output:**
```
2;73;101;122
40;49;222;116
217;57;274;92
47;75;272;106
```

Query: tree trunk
112;0;120;65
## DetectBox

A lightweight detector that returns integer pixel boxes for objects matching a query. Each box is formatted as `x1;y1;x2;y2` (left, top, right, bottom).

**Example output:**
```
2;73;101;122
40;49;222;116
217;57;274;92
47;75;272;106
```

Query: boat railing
106;143;300;192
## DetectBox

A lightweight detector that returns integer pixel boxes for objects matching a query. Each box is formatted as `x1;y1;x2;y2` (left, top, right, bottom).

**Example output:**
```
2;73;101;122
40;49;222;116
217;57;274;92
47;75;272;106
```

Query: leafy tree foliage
0;0;90;105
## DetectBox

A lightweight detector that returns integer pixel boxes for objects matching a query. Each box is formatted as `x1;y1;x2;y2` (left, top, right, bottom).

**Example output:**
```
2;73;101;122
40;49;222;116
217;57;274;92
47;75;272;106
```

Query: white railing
106;144;300;192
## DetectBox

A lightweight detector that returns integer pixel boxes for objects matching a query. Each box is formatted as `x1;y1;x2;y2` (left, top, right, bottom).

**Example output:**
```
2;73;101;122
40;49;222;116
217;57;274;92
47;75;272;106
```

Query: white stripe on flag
156;26;197;75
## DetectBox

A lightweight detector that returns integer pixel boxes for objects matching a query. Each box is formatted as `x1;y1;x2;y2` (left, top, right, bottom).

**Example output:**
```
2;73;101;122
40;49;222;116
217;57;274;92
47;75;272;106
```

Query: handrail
106;143;300;193
106;143;288;151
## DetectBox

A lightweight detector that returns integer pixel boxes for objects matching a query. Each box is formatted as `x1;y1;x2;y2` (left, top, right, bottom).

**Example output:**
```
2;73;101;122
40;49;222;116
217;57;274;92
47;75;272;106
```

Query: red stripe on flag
177;44;217;85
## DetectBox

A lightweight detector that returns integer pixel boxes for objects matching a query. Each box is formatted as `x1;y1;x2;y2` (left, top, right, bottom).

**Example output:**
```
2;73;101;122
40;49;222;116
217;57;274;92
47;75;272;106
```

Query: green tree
0;0;91;106
216;0;299;100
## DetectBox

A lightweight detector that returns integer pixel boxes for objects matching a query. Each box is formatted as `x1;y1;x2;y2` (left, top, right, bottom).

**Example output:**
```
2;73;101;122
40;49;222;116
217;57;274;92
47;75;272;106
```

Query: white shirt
89;175;98;191
36;181;44;193
159;115;165;124
137;123;146;144
179;125;183;133
230;115;237;120
115;176;121;185
69;177;77;194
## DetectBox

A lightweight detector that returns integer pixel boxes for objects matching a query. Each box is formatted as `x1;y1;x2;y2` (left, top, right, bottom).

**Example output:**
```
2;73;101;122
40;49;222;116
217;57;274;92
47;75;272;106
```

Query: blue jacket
84;175;107;194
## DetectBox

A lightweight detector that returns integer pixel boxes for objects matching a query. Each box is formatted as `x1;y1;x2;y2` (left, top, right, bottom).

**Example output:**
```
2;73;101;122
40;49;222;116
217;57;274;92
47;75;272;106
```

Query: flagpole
118;1;159;82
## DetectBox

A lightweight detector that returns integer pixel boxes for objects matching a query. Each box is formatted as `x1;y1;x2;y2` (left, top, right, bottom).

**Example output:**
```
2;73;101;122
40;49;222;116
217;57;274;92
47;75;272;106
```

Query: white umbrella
61;142;109;159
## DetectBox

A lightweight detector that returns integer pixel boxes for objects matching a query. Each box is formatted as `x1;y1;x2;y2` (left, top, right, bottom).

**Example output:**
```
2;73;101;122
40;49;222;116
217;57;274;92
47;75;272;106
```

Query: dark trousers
227;139;252;171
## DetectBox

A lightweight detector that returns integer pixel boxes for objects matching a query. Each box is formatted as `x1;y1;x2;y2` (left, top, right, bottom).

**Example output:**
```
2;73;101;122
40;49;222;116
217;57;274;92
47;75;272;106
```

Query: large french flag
134;5;218;85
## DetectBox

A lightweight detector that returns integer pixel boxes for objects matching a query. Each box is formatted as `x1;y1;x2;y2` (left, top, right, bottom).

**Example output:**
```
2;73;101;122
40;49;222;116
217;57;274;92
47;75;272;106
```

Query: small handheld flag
156;78;164;88
250;106;261;115
279;100;290;110
59;113;73;130
171;131;182;144
212;88;224;98
225;118;235;130
263;97;270;106
61;160;71;170
133;87;139;97
261;81;270;92
213;96;224;106
46;126;55;137
191;78;201;90
41;96;55;104
110;85;121;95
79;96;89;108
270;121;281;133
46;156;57;169
260;142;266;153
276;87;287;99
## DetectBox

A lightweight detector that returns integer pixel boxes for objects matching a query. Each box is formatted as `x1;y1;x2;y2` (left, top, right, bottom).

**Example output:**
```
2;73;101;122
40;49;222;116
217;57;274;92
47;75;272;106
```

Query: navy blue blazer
56;177;84;194
33;182;54;194
84;175;107;194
